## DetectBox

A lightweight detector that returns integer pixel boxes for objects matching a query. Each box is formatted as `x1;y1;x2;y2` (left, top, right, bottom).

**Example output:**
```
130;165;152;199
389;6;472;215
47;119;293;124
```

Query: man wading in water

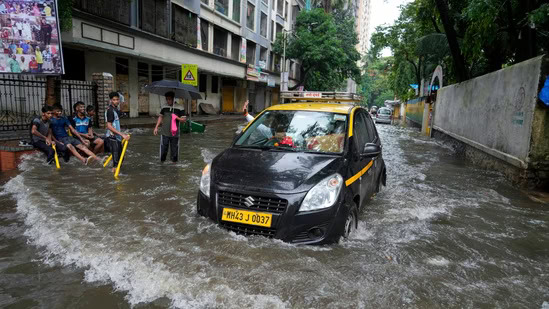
153;91;187;163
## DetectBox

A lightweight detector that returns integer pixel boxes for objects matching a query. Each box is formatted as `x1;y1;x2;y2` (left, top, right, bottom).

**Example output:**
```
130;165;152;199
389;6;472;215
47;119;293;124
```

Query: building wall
434;55;548;170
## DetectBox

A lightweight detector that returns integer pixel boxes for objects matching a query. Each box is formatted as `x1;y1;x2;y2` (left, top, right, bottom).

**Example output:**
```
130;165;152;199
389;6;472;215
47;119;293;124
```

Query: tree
272;8;361;91
359;57;394;108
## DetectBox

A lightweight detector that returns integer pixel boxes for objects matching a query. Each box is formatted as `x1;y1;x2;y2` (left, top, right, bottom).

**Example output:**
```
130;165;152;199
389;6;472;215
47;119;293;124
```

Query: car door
349;110;372;208
362;112;382;190
356;111;378;198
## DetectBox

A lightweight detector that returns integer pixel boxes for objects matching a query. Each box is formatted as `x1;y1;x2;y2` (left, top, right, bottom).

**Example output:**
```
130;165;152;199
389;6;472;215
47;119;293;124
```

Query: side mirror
361;143;381;158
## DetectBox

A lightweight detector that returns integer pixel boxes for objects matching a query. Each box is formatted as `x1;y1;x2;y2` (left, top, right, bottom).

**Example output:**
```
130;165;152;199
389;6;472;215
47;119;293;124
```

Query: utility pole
280;31;288;92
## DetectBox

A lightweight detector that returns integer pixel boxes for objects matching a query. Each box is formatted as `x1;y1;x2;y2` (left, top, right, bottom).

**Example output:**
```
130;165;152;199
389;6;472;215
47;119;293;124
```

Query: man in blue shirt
50;104;98;165
104;92;130;172
72;101;104;154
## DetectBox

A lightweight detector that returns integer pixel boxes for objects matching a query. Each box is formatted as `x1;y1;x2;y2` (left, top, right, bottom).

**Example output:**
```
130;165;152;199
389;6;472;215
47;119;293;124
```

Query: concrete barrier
433;55;549;188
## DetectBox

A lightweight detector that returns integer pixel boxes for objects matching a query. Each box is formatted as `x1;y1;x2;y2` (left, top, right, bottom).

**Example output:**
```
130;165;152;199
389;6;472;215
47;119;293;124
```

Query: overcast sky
369;0;412;55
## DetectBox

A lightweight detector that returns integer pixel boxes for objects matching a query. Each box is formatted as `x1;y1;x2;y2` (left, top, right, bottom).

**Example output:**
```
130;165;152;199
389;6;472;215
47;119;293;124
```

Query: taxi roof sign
280;91;362;103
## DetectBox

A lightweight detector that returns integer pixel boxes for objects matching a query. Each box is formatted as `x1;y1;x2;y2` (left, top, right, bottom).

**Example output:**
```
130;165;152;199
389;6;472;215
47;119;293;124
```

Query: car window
379;109;391;115
235;110;347;154
360;112;376;143
353;111;368;151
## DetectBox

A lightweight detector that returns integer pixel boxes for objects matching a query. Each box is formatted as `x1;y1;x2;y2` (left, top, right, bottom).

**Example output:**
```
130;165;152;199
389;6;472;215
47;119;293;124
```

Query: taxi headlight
200;164;211;198
299;174;343;212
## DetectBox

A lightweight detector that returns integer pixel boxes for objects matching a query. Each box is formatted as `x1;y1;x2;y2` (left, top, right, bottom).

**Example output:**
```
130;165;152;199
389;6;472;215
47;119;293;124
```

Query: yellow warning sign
181;64;198;86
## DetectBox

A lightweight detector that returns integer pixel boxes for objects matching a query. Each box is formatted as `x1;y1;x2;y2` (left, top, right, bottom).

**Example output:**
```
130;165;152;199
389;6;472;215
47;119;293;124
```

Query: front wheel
342;204;358;239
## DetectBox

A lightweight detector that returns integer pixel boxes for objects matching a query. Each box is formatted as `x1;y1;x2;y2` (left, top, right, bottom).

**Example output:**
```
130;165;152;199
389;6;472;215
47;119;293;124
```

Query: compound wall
433;55;549;171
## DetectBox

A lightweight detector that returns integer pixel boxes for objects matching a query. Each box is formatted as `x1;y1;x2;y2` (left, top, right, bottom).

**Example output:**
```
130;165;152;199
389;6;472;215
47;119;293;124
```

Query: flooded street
1;120;548;308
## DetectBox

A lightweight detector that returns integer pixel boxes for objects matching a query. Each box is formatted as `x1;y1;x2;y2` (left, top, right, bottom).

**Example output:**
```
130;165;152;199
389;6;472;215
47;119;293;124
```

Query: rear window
379;109;391;115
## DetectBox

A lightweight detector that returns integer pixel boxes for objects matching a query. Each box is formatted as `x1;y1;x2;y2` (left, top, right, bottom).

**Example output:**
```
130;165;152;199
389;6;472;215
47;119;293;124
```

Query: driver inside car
243;100;291;145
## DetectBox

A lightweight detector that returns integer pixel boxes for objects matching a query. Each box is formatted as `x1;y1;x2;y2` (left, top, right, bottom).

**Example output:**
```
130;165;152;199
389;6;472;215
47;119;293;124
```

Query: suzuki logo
243;196;255;207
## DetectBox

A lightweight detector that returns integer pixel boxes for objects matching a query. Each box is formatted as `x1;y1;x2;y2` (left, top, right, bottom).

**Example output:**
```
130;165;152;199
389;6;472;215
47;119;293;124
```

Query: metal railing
0;74;46;131
0;75;97;131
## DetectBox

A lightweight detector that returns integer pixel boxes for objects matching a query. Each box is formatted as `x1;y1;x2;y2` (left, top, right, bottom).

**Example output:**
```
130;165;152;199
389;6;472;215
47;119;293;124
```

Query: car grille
218;191;288;214
220;222;276;238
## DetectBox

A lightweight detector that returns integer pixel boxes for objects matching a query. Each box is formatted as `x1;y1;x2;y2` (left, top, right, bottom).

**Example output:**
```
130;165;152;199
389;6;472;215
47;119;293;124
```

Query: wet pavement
1;120;548;308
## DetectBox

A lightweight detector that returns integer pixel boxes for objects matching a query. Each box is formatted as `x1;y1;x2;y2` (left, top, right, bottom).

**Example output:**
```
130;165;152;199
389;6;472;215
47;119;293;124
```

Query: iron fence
0;74;97;131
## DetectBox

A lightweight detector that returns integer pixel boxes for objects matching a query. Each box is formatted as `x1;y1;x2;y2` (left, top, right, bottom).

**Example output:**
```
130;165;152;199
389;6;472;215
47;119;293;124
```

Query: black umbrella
144;79;202;100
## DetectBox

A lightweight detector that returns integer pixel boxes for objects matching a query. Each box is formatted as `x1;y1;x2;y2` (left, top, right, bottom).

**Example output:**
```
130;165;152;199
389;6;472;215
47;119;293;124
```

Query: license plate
221;208;272;228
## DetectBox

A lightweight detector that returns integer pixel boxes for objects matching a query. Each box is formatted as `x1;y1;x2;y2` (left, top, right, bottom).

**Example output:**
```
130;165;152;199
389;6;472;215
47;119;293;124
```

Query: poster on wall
0;0;64;74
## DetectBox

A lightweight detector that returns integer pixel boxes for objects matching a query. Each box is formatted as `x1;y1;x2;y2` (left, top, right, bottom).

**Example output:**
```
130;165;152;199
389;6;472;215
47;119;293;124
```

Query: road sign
181;64;198;86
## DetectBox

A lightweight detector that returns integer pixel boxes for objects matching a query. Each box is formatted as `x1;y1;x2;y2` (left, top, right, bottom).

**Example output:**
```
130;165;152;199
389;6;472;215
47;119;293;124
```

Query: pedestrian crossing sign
181;64;198;86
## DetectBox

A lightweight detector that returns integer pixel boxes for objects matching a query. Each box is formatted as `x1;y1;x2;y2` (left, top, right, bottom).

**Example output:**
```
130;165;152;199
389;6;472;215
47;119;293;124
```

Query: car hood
212;148;344;194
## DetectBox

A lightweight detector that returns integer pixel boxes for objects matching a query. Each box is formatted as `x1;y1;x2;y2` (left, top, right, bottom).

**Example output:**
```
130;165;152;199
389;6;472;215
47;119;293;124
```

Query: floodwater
1;120;548;309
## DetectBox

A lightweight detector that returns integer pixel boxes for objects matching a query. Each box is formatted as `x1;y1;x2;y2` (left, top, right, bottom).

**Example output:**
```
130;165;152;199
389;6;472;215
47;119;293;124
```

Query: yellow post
51;144;60;169
114;138;129;179
103;154;112;167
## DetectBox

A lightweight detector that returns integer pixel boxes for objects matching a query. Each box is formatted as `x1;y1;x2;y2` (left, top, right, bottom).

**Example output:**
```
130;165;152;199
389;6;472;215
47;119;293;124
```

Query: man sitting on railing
30;105;69;164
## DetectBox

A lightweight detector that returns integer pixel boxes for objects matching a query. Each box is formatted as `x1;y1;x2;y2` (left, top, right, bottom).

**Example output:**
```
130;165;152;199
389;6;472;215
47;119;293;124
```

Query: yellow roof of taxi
266;103;355;114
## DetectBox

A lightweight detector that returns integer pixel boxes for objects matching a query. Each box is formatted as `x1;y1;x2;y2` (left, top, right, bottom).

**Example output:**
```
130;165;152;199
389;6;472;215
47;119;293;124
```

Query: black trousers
104;137;122;167
32;140;70;163
160;135;179;162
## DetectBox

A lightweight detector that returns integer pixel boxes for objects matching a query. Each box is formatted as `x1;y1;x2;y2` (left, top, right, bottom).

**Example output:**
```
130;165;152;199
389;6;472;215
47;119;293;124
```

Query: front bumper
375;117;391;124
197;187;348;245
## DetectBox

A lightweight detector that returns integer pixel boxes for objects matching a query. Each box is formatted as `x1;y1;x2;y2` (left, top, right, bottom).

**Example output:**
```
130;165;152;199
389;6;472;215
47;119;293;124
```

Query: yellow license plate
221;208;273;228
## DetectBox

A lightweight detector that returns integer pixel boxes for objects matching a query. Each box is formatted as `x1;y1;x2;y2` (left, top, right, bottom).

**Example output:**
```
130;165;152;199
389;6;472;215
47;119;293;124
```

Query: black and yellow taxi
197;97;386;244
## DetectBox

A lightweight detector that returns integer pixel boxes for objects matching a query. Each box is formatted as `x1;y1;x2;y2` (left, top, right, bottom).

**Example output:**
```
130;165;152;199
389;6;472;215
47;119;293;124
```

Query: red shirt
29;60;38;69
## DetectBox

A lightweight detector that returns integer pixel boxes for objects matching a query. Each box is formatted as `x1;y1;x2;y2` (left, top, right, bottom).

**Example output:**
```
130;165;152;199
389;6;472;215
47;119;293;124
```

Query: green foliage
367;0;549;102
57;0;73;32
272;8;361;91
359;57;395;108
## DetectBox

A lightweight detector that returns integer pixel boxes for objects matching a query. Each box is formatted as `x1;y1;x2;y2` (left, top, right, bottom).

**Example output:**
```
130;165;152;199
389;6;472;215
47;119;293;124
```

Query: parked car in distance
197;102;386;245
369;106;378;117
375;107;392;124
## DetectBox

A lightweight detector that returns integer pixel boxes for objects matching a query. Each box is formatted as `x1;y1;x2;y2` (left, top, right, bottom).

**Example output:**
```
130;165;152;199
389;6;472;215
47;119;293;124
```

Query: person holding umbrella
153;91;186;163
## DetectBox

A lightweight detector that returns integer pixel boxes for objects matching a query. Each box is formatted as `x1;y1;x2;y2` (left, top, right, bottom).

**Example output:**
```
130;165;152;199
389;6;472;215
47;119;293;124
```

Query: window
172;4;198;47
231;34;241;61
232;0;241;22
115;57;129;75
268;51;273;70
246;41;256;65
200;19;209;51
74;0;130;25
211;76;219;93
353;112;369;151
260;12;267;37
276;23;282;39
165;66;178;80
246;2;255;30
274;54;280;72
139;0;168;37
138;62;149;78
201;0;208;4
284;0;289;19
262;0;268;5
215;0;229;16
276;0;283;16
151;65;163;82
199;74;207;92
362;113;377;143
213;27;228;57
259;47;268;68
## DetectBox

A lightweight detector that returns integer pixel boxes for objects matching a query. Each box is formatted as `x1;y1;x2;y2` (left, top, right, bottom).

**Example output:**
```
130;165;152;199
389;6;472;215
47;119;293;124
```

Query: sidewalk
120;114;244;129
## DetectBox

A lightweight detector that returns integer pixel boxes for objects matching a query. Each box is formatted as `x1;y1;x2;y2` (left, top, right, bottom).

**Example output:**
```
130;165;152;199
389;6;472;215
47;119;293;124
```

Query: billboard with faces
0;0;64;74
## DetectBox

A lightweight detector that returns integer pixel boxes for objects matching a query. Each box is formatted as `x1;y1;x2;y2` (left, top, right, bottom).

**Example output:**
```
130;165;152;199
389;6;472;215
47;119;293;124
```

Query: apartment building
61;0;302;117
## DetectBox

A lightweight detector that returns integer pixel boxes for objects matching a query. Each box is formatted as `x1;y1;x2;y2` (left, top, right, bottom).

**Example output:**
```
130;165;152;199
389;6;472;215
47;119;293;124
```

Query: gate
0;75;97;131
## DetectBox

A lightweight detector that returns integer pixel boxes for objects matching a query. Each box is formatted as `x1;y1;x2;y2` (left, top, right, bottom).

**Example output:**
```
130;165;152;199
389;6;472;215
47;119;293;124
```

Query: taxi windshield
235;110;347;154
